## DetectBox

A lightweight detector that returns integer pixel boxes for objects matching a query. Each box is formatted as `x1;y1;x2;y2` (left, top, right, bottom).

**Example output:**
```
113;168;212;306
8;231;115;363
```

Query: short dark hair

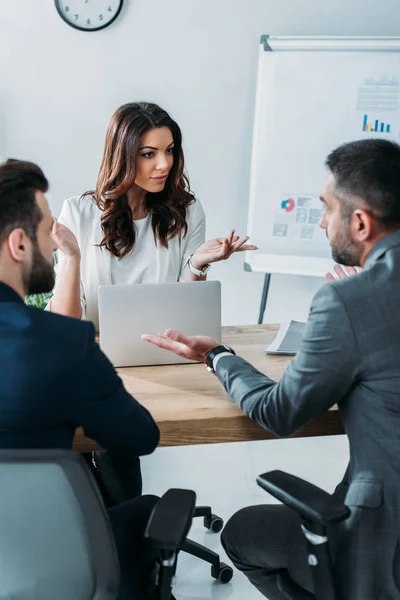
326;139;400;226
0;159;49;246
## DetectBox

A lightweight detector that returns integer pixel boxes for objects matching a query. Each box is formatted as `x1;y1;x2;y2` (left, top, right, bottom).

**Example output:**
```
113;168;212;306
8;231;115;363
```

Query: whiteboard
245;36;400;277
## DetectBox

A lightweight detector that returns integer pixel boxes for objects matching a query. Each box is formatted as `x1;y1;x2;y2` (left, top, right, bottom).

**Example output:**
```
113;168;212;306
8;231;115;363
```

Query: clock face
55;0;123;32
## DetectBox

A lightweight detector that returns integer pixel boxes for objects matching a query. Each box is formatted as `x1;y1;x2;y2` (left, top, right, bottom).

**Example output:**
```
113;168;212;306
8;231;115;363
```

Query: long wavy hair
83;102;195;258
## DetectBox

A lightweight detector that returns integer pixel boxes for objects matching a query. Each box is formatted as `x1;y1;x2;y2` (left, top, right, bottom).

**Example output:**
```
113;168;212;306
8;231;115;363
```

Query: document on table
266;320;306;355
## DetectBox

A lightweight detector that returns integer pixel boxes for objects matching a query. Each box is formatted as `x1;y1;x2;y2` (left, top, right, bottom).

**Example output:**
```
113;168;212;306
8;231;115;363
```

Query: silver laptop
98;281;221;367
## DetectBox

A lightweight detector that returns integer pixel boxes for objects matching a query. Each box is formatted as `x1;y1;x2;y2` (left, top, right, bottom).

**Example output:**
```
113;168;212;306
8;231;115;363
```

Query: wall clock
55;1;124;32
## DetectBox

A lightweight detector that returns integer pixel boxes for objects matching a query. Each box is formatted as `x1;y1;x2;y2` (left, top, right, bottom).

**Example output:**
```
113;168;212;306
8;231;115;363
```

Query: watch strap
205;344;236;373
187;256;211;277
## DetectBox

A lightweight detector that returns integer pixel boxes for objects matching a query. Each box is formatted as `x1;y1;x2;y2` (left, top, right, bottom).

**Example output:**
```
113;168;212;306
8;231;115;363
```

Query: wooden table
73;325;344;451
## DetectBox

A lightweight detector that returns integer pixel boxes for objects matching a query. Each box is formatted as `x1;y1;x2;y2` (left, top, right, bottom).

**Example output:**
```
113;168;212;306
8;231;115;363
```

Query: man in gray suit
143;138;400;599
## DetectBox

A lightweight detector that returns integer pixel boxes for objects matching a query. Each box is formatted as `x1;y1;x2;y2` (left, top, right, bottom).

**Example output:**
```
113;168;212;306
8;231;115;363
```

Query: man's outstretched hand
141;329;220;362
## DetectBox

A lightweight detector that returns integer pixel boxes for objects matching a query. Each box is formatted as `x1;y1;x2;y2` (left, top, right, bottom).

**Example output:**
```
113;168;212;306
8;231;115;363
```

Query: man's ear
7;229;30;263
351;209;374;242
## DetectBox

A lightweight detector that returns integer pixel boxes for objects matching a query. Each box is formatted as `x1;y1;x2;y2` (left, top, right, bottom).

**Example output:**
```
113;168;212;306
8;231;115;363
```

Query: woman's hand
326;265;363;282
191;230;257;269
48;220;82;319
51;220;80;259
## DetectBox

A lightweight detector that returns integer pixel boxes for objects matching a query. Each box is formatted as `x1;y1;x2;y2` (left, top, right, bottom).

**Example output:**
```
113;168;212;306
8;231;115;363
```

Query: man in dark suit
144;139;400;599
0;159;160;599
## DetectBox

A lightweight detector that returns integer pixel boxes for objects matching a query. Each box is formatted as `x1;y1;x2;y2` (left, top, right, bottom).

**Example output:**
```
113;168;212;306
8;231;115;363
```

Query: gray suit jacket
216;231;400;599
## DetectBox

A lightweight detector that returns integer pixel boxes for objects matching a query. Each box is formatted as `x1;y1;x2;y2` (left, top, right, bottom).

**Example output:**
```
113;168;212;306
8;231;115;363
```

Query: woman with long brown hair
49;102;256;330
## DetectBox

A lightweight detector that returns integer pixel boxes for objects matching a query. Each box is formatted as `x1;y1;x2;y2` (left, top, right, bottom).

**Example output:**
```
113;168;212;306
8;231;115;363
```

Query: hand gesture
190;229;257;269
142;329;219;362
326;265;362;282
51;220;80;258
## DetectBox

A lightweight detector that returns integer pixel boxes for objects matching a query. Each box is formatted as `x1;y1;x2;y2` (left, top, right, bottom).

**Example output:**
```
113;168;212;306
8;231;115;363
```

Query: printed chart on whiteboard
273;194;324;243
357;75;399;139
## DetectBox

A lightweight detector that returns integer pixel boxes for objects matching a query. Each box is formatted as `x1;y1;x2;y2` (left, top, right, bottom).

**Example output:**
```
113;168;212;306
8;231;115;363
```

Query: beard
25;241;55;296
330;220;361;267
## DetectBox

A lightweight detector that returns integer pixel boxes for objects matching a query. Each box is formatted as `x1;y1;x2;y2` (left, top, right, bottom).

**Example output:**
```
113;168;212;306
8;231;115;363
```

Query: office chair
0;449;230;600
91;451;233;585
257;470;351;600
90;452;233;583
145;490;234;597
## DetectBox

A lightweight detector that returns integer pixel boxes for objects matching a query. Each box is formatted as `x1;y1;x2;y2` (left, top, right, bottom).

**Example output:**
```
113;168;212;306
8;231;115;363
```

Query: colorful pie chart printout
281;197;295;212
272;194;325;243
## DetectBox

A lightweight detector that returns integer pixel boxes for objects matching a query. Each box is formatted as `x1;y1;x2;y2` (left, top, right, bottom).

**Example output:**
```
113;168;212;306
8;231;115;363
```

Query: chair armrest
257;470;350;526
144;488;196;550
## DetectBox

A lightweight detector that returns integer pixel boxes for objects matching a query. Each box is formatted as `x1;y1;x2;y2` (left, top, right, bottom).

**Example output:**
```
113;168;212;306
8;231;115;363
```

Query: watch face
55;0;123;32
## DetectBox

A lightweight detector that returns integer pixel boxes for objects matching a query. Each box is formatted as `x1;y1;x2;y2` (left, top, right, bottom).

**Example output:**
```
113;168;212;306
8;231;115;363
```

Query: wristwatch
187;255;211;277
205;345;236;373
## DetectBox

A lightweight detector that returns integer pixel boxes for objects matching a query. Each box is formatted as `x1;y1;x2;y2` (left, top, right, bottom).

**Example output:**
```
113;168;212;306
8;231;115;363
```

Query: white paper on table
266;320;306;355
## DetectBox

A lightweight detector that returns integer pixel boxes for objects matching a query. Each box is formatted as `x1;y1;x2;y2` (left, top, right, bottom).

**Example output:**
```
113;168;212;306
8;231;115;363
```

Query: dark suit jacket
0;282;159;456
216;231;400;599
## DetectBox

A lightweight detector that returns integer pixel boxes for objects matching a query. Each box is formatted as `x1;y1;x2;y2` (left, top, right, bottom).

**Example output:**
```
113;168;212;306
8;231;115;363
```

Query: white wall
1;0;400;324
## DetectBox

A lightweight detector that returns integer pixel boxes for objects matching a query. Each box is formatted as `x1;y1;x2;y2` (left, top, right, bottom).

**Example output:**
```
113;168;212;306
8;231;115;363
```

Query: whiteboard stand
244;260;271;324
258;273;271;324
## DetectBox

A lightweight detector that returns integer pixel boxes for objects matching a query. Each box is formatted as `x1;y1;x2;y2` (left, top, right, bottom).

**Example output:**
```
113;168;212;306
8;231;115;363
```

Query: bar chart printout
363;114;391;132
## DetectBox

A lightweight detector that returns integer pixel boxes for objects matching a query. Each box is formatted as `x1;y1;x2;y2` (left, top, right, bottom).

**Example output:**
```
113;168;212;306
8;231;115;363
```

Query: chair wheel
203;513;224;532
211;562;233;583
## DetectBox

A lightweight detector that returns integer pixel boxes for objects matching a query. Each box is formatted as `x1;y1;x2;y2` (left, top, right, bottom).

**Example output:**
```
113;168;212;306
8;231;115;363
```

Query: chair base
184;505;233;583
193;505;224;532
182;539;233;583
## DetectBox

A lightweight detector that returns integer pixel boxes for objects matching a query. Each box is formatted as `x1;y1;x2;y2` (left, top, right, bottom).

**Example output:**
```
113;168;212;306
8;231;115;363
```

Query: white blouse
110;215;158;285
50;195;206;330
